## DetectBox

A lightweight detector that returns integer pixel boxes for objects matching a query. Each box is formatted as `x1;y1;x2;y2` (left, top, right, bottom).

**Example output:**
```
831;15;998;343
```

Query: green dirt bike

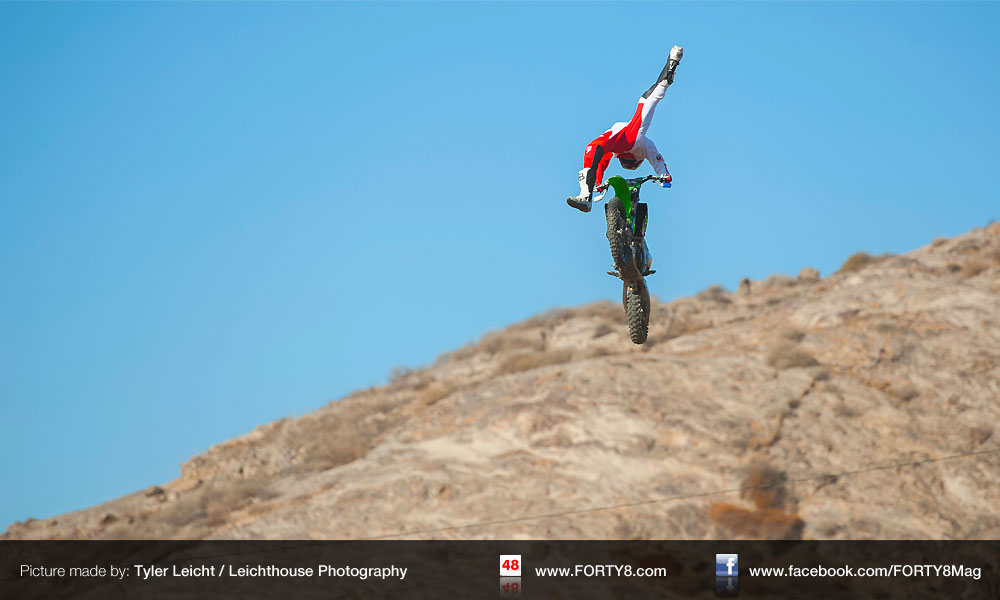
594;173;672;344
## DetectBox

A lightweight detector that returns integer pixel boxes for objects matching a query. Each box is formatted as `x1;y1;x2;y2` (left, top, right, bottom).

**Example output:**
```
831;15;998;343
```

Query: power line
361;446;1000;540
1;445;995;580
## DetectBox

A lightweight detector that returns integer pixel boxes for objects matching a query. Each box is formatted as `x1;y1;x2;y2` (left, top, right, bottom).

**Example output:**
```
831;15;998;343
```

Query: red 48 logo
499;554;522;576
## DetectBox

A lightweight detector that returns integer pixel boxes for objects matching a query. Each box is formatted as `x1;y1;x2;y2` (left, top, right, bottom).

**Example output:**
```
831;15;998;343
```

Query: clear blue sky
1;2;997;528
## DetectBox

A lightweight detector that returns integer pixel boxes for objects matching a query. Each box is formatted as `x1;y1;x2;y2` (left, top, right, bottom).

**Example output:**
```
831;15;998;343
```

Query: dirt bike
594;173;671;344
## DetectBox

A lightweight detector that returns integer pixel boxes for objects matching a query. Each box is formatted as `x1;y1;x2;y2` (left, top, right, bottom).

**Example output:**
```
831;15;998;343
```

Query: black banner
2;540;997;599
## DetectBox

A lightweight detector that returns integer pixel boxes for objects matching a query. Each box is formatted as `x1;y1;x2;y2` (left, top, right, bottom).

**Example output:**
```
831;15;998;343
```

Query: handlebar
595;174;671;193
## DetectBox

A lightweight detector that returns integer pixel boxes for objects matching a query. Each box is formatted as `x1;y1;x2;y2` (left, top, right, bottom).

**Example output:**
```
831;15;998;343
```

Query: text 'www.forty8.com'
747;564;982;580
534;565;669;578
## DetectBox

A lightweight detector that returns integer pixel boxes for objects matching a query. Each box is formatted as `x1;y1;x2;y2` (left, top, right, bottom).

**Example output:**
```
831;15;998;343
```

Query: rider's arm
639;137;671;182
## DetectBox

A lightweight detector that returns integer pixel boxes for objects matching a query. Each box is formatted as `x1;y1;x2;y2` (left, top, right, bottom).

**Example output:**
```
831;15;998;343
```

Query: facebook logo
715;554;738;597
715;554;738;577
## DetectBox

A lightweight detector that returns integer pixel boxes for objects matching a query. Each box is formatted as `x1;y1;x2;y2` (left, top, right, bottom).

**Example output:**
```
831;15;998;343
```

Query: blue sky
1;2;997;528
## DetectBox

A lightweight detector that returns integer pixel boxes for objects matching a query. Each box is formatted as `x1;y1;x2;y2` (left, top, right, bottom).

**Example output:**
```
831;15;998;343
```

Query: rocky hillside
6;223;1000;541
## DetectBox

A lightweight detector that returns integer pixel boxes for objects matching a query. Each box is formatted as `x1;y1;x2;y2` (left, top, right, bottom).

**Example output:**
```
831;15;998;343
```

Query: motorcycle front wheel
624;279;650;344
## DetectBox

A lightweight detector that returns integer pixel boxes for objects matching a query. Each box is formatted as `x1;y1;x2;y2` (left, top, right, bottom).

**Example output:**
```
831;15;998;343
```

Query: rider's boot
662;45;684;85
566;167;593;213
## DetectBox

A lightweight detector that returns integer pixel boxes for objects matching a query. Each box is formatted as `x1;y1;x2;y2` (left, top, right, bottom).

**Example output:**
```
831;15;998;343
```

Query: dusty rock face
5;223;1000;541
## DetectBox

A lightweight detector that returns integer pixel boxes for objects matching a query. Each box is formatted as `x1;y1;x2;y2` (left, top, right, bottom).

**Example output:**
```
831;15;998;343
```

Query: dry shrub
640;302;710;348
588;346;614;358
958;256;993;279
764;274;796;289
766;341;819;369
417;381;454;408
742;465;789;510
953;238;981;254
574;300;624;322
779;328;805;343
931;236;948;247
292;396;397;474
387;366;412;383
450;329;545;361
592;322;615;338
506;307;574;332
696;284;733;304
969;426;994;446
892;382;919;403
497;348;574;375
797;267;820;282
837;251;895;274
162;480;279;531
834;401;860;418
709;464;802;538
385;366;434;392
708;503;804;539
300;427;371;473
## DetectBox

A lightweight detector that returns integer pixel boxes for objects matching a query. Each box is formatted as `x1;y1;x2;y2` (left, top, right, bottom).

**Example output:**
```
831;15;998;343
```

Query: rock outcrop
5;223;1000;540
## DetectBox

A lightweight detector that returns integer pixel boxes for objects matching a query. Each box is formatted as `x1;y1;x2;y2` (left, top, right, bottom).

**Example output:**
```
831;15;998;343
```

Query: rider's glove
659;181;672;188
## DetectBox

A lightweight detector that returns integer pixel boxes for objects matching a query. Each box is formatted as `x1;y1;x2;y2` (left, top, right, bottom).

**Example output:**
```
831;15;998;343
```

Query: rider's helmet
619;156;641;170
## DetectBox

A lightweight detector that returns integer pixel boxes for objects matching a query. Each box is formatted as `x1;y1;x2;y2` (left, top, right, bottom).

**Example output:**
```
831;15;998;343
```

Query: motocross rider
567;45;683;213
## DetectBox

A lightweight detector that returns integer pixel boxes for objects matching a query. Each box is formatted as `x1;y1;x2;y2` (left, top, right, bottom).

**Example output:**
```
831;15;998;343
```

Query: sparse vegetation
301;426;371;473
696;284;733;304
742;464;789;510
957;256;994;279
764;274;796;288
707;503;804;539
837;251;895;274
133;480;281;537
388;365;413;383
779;328;806;343
708;464;804;539
506;307;574;332
416;381;455;408
797;267;820;282
449;329;546;361
892;383;919;403
592;323;615;338
767;341;819;369
953;238;981;254
574;300;625;322
497;348;574;375
969;426;993;446
834;401;861;418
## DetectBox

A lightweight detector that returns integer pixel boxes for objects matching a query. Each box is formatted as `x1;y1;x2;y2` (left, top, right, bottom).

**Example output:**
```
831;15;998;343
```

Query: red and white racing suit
583;82;671;187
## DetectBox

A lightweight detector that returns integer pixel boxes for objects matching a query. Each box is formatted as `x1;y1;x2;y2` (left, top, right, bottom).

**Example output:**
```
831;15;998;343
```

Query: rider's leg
636;84;666;140
608;46;684;152
636;46;683;139
568;144;608;212
567;167;592;212
641;45;684;98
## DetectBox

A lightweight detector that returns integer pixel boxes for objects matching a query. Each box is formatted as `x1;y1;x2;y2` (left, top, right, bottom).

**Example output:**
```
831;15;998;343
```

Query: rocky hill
5;223;1000;541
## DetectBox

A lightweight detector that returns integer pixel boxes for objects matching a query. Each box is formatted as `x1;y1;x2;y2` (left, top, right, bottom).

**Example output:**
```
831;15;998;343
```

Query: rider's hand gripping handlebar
594;174;672;194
